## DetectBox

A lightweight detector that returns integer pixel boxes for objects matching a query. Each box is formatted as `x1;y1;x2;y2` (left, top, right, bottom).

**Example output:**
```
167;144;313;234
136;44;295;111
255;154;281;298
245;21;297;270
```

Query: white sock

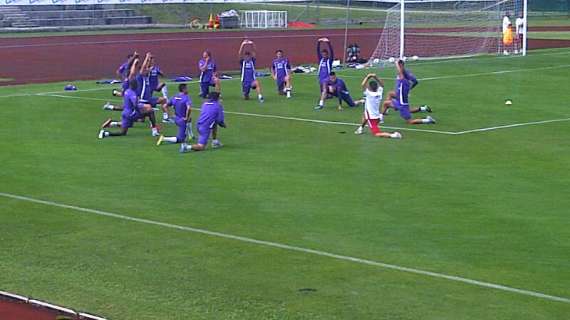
164;136;177;143
379;114;384;122
258;94;263;100
152;127;159;134
161;86;168;98
104;131;110;137
110;121;120;127
163;112;169;120
421;118;431;124
319;100;324;106
213;139;219;145
419;106;427;112
286;90;291;98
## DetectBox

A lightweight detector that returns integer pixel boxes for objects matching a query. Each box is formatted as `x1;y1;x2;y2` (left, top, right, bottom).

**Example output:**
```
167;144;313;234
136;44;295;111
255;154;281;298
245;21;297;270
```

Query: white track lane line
1;192;568;304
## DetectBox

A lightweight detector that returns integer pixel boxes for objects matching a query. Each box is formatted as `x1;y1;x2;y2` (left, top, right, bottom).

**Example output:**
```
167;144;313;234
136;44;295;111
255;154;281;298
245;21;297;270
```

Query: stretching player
354;74;401;139
320;72;360;111
238;39;264;102
156;83;193;146
149;56;168;99
104;54;141;111
112;52;138;98
98;78;159;139
136;53;171;124
381;59;434;125
315;37;334;110
198;50;221;98
180;92;225;153
271;49;292;98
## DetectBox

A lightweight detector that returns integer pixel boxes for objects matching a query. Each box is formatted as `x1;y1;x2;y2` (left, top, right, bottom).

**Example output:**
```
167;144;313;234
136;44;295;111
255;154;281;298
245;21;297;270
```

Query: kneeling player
179;92;225;153
354;74;401;139
382;59;435;125
320;72;360;111
99;79;159;139
156;83;193;146
271;49;292;98
239;39;264;102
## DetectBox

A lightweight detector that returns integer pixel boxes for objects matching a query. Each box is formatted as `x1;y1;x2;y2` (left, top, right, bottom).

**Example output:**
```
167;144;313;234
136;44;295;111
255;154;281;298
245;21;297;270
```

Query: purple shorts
276;78;285;91
140;96;159;107
242;80;256;96
175;117;187;143
121;112;142;128
392;99;412;120
197;125;211;146
121;79;129;92
200;81;215;98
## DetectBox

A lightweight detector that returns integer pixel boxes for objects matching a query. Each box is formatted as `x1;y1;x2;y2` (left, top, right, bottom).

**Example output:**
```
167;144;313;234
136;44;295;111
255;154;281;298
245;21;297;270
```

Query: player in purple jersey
381;59;435;125
136;53;171;124
104;54;142;111
179;92;225;153
148;56;173;123
149;56;168;98
112;52;138;98
315;37;334;110
238;39;264;102
271;49;292;98
319;72;361;111
198;50;221;99
156;83;193;146
98;78;160;139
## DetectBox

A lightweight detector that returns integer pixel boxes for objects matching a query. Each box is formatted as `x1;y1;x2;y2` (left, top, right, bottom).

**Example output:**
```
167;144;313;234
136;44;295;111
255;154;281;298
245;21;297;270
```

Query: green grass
1;48;570;319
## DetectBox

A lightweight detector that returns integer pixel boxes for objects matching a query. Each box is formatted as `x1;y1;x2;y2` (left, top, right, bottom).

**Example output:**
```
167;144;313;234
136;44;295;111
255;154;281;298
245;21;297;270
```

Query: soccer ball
388;57;395;63
412;55;419;61
402;56;408;62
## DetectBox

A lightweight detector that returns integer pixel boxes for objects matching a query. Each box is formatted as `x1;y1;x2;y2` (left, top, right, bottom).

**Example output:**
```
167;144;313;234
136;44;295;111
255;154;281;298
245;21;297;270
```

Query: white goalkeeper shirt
364;88;383;120
502;16;511;33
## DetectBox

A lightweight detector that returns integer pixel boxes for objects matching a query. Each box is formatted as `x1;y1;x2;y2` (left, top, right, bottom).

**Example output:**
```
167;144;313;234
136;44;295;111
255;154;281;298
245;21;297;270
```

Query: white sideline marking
1;192;569;304
38;93;454;135
455;118;570;134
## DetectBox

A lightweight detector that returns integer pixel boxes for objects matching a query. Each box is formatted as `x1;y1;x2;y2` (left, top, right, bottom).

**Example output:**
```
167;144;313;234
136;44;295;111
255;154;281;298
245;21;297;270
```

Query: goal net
370;0;527;61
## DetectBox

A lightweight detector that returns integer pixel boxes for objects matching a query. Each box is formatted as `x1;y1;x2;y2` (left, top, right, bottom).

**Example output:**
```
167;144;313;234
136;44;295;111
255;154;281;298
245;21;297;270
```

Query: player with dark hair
180;92;225;153
98;77;159;139
271;49;292;98
319;72;361;111
156;83;193;146
198;50;221;98
148;56;172;123
111;52;138;98
354;74;401;139
315;37;334;110
238;39;264;102
381;59;434;125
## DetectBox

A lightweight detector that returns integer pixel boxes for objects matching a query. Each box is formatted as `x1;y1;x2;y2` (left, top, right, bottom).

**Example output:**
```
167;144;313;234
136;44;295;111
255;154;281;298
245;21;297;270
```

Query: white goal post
369;0;528;61
240;10;288;29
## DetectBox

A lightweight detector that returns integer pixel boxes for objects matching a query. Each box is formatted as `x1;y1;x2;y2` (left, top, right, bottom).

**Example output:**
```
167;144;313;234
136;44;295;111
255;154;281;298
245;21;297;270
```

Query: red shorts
367;118;381;135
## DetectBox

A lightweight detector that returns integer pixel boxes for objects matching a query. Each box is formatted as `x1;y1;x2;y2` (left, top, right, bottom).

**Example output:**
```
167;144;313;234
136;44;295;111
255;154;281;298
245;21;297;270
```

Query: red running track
0;28;568;85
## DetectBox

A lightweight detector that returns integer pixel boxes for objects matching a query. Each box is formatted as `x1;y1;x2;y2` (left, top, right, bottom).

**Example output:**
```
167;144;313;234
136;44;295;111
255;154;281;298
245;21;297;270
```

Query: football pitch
1;48;569;319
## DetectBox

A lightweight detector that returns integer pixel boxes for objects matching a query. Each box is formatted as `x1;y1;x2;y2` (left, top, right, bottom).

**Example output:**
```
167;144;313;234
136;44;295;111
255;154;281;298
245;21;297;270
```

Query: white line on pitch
1;192;568;304
38;93;455;135
455;118;570;135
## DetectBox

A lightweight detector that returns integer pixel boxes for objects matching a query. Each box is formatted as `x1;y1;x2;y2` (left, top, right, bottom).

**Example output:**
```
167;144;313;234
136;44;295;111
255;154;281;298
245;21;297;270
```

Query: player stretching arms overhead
381;59;434;125
156;83;193;146
271;49;292;98
98;77;159;139
354;73;402;139
320;72;361;111
198;50;221;98
238;39;264;102
315;37;334;110
112;52;138;98
136;53;171;124
180;92;225;153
